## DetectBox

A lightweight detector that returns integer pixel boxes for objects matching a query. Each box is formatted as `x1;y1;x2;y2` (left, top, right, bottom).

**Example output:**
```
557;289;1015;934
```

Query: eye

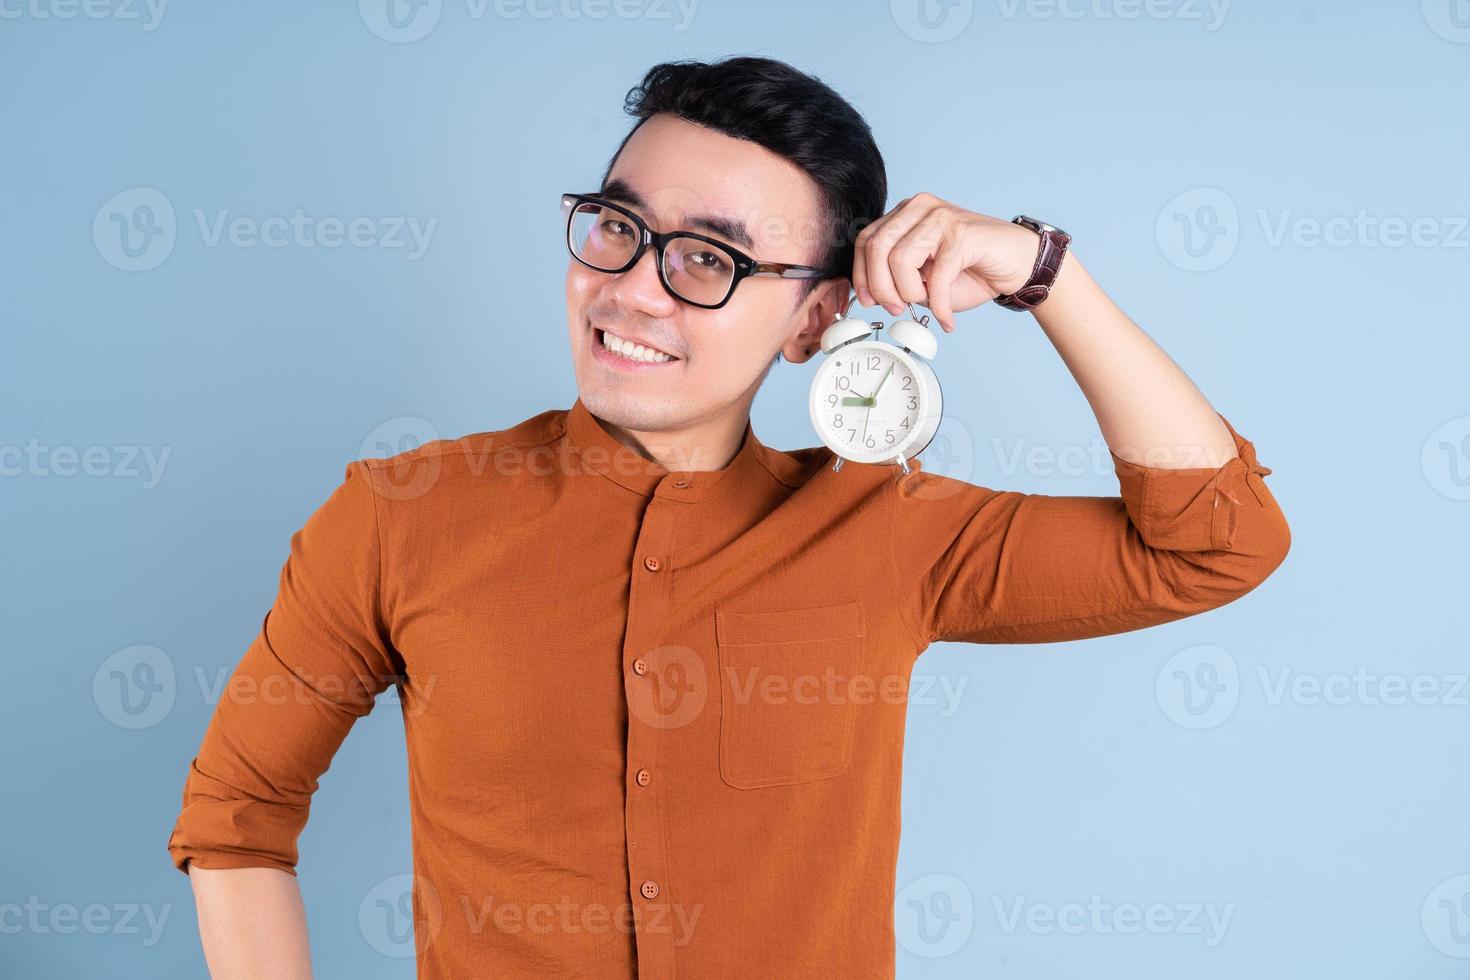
687;250;732;273
601;218;636;239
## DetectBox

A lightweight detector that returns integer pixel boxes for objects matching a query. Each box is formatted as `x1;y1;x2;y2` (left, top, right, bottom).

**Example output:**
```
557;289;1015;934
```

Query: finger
863;196;935;315
923;242;965;333
850;197;914;307
850;218;874;308
851;198;912;308
887;210;948;310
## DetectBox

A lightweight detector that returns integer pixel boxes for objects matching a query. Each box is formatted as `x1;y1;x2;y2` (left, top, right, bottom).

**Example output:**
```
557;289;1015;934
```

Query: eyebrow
598;178;755;251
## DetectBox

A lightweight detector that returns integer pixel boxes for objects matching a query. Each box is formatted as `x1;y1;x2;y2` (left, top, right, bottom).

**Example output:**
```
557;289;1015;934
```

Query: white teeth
601;329;676;363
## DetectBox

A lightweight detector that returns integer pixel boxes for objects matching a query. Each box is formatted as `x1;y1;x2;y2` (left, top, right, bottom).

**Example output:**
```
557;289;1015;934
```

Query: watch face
1015;214;1066;237
809;342;932;464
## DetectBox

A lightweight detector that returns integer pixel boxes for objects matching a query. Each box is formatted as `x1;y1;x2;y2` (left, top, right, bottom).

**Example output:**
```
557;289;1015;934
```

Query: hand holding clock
850;192;1064;332
832;196;1239;482
811;199;1070;470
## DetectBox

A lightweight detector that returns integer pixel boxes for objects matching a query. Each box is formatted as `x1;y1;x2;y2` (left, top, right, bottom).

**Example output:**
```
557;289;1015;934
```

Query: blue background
4;1;1468;976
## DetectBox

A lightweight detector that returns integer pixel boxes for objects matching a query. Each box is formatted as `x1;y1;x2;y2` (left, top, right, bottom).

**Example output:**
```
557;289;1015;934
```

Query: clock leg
832;457;844;472
896;454;911;474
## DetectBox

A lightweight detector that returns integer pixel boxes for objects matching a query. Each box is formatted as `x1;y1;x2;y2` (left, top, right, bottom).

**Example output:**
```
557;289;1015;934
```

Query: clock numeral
815;348;932;458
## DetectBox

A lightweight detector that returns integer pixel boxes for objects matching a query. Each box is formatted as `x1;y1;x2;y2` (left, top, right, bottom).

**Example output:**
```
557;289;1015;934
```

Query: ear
782;278;853;365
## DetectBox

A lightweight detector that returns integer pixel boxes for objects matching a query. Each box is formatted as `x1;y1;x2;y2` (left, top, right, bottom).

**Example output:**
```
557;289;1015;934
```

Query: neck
592;400;752;473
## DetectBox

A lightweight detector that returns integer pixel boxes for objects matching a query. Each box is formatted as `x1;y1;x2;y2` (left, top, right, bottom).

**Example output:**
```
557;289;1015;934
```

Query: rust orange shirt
167;396;1289;978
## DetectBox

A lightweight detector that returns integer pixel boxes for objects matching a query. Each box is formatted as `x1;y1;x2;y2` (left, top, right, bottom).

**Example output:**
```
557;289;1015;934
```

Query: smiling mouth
594;327;681;364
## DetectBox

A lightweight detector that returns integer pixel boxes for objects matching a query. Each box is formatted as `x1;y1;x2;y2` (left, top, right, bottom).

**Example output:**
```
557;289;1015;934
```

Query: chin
583;388;695;433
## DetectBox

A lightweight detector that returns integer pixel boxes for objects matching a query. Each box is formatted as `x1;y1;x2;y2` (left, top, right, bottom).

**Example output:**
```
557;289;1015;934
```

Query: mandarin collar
563;396;765;502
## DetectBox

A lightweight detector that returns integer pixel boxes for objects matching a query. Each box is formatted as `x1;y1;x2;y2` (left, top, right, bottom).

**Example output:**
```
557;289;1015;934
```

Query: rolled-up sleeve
889;412;1290;647
167;460;400;876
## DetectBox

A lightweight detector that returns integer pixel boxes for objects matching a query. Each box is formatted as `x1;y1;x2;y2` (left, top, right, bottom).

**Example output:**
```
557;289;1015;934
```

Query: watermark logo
1423;874;1470;957
360;0;443;41
94;187;176;272
1423;415;1470;501
627;644;707;730
361;416;444;501
1423;0;1470;42
1156;187;1239;272
891;0;974;42
93;644;176;729
895;873;974;958
360;873;443;957
1155;644;1238;730
906;414;977;500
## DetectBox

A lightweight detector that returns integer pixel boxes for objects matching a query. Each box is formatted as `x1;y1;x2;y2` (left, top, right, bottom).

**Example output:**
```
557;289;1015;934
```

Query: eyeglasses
560;191;834;310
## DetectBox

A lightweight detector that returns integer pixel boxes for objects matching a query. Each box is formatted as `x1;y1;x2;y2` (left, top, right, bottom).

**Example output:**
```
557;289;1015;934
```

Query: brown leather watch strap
993;216;1071;312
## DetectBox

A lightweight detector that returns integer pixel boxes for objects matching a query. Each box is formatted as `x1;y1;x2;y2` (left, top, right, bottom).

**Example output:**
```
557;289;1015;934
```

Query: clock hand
843;362;895;409
870;363;895;400
861;363;898;447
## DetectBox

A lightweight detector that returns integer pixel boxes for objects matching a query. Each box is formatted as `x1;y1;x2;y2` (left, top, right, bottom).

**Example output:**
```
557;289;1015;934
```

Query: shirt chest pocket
714;599;866;790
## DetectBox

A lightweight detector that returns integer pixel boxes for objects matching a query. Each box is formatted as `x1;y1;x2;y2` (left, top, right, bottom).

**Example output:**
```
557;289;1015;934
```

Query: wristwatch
993;215;1071;312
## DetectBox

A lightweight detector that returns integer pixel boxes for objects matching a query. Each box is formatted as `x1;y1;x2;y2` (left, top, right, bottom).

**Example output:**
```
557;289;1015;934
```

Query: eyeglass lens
568;201;736;306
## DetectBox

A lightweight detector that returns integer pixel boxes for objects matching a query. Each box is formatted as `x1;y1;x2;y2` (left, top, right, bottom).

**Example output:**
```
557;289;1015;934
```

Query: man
168;56;1289;978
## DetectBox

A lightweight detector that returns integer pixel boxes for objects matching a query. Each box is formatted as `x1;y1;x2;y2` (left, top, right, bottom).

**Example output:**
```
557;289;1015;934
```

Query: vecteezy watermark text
0;0;166;30
1;440;170;488
94;187;437;271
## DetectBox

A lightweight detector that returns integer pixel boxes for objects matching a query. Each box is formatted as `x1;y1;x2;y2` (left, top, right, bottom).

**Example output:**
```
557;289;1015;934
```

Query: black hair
603;55;887;307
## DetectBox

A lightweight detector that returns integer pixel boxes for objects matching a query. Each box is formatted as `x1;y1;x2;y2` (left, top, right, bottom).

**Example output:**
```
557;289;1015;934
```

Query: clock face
810;342;935;464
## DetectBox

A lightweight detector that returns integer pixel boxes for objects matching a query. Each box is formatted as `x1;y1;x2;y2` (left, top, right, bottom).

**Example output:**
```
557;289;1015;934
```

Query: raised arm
853;194;1289;647
854;193;1242;472
888;411;1287;646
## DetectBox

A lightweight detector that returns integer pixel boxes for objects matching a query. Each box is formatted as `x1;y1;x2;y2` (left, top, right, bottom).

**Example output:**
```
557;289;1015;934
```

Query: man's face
565;113;846;435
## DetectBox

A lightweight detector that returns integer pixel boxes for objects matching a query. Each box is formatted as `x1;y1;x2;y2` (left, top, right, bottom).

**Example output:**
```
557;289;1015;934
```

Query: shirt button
640;880;659;899
672;479;690;489
635;768;652;786
644;556;661;571
632;658;649;676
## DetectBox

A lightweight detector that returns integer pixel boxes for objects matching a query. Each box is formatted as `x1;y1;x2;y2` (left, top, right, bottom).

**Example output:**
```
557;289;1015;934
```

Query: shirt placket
622;476;687;979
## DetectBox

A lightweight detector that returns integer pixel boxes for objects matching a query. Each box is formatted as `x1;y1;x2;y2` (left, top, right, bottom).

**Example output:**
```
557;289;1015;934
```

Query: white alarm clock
807;300;943;473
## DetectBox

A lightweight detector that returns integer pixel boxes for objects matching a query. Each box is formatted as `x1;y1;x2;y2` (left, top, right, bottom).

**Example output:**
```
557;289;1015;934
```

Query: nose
605;242;680;319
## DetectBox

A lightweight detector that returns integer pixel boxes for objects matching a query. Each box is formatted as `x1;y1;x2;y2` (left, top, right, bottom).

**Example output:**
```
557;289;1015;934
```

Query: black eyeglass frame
560;191;836;310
